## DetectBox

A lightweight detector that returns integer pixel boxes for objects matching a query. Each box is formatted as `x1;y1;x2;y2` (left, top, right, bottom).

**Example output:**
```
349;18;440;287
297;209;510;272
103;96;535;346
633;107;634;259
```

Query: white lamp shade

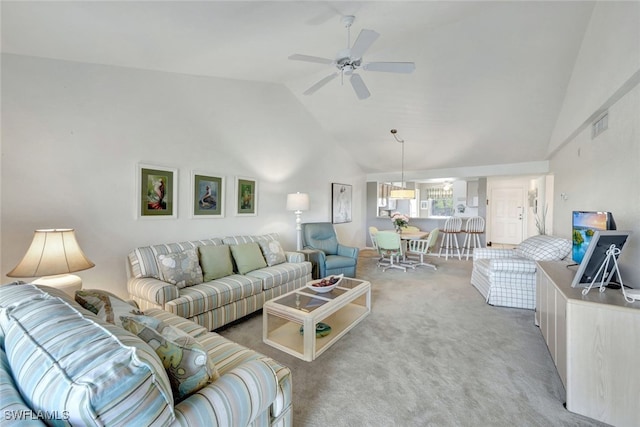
390;189;416;199
286;192;310;211
7;229;95;278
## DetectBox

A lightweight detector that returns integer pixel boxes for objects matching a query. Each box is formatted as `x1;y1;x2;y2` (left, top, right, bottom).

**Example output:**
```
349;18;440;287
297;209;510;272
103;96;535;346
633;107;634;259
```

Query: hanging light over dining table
389;129;415;199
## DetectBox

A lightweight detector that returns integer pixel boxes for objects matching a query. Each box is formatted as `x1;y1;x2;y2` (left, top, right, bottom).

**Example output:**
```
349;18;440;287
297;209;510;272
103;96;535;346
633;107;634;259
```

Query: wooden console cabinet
536;261;640;427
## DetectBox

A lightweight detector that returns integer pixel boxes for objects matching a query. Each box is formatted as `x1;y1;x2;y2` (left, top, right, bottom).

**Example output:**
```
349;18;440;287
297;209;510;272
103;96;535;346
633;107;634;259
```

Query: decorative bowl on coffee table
306;274;344;293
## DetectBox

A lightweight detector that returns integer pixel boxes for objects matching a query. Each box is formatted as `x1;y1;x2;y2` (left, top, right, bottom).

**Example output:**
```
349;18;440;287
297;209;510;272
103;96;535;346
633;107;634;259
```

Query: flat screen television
572;211;616;264
571;230;630;288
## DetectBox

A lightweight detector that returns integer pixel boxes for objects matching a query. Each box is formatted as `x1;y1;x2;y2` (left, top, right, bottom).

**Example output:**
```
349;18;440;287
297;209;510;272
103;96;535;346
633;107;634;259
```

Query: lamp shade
7;229;95;278
390;189;416;199
286;192;310;211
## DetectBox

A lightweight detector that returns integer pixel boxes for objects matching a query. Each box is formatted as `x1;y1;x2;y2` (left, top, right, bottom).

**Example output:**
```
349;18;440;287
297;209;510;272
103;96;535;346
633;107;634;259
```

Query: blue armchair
301;222;359;278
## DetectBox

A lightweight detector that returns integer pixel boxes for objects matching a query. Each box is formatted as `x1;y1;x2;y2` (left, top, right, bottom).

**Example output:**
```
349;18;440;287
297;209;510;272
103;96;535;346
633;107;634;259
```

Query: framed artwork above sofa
191;171;224;218
137;163;177;219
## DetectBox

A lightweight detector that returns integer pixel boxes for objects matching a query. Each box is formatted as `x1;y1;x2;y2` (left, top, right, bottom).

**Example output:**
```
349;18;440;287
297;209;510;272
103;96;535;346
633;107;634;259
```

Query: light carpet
218;253;607;426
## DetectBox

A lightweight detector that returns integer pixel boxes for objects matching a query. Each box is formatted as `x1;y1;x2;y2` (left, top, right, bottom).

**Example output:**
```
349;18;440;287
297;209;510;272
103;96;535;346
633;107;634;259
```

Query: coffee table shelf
263;278;371;361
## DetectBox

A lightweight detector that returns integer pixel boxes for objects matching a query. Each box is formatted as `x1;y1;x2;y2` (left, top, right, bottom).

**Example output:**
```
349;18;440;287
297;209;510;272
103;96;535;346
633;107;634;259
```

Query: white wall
548;1;640;153
548;2;640;287
1;54;366;298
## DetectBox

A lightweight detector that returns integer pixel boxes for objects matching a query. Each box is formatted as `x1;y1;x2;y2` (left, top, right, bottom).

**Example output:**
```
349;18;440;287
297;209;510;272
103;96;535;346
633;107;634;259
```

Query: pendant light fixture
389;129;415;199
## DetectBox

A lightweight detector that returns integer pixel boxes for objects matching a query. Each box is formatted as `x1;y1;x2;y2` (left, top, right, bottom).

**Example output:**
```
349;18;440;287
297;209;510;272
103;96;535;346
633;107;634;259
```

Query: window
423;186;454;217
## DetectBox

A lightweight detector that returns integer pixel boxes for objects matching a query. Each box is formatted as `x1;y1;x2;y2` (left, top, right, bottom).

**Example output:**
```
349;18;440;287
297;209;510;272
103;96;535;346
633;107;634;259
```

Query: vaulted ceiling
1;1;596;175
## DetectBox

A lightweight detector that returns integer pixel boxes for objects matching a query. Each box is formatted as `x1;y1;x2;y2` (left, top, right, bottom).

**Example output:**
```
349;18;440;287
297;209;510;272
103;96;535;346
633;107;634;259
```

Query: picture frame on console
235;176;257;216
332;183;352;224
137;163;177;219
191;172;224;218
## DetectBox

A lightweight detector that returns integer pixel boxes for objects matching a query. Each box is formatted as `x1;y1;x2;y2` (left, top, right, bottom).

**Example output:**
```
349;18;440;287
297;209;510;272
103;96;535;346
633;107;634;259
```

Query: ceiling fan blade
288;54;334;65
363;62;416;74
303;72;339;95
350;29;380;59
350;74;371;100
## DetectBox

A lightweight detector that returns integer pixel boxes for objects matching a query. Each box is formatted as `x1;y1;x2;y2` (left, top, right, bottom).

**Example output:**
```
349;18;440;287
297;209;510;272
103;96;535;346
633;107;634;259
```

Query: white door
490;187;524;245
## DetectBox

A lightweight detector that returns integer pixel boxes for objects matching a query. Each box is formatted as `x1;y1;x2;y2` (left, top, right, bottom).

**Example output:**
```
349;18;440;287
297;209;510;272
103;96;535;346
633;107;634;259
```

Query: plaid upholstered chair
470;235;571;309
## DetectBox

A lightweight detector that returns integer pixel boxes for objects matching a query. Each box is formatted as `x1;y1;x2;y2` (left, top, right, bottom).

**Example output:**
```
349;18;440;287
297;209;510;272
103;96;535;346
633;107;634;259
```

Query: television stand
536;261;640;427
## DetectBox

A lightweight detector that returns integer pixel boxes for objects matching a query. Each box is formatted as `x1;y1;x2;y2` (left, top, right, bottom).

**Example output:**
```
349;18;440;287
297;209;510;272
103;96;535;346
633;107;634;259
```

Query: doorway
488;183;527;246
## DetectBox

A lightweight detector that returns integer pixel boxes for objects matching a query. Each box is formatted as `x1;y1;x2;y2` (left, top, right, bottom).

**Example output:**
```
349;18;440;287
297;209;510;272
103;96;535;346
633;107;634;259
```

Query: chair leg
415;253;437;270
382;254;407;272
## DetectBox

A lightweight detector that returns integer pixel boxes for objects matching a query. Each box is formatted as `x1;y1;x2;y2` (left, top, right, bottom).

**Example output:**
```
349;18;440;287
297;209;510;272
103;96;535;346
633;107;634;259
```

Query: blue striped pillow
2;291;175;426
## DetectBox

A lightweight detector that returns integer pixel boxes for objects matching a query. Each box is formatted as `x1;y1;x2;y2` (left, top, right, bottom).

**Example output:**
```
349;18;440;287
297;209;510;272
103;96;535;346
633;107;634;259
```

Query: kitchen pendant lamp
389;129;415;199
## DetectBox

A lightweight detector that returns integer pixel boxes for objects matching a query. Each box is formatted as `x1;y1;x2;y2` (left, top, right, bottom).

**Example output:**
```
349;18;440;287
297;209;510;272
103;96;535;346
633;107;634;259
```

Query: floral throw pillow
75;289;142;327
258;240;286;266
157;248;204;288
120;315;219;402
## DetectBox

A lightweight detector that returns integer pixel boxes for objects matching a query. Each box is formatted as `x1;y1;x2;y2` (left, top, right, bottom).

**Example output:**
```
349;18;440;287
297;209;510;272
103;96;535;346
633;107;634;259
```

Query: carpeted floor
218;251;607;426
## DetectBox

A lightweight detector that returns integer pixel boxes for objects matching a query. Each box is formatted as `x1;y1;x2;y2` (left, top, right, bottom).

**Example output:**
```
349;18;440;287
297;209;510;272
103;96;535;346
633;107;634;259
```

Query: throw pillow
230;242;267;274
515;235;572;261
120;315;219;402
157;248;204;288
198;245;234;281
75;289;142;327
258;240;286;266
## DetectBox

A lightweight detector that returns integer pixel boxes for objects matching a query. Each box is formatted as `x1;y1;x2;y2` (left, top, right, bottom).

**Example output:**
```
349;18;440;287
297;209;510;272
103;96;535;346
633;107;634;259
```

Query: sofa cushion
199;245;234;281
0;285;174;426
121;315;219;402
165;275;263;318
75;289;142;327
258;240;286;266
246;262;312;290
230;243;267;274
157;248;204;288
515;235;571;261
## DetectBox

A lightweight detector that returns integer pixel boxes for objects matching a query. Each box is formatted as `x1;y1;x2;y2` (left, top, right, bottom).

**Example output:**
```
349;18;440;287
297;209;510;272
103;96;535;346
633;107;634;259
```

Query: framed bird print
192;171;225;218
137;163;177;219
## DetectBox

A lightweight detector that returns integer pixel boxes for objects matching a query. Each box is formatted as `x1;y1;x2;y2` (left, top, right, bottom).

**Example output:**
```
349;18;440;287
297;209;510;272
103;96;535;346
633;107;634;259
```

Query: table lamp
286;192;309;251
7;228;95;297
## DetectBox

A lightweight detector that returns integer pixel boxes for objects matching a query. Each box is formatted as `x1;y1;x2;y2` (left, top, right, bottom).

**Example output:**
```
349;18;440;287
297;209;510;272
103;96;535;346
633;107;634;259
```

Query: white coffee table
263;277;371;361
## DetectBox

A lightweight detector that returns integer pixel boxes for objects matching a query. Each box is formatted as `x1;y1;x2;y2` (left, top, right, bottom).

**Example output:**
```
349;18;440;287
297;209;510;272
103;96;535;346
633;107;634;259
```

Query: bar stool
438;217;462;260
462;216;485;260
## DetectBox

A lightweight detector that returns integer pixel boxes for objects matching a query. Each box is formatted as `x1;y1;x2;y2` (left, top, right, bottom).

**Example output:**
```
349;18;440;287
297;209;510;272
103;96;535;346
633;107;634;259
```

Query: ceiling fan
289;15;415;100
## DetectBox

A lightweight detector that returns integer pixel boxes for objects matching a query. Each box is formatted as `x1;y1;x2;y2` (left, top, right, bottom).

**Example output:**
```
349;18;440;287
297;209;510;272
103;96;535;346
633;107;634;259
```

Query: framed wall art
192;172;225;218
332;183;352;224
235;176;257;216
137;163;177;219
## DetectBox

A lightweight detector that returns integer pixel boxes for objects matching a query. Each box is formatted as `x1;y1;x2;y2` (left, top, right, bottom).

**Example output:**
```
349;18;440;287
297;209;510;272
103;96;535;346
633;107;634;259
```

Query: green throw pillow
198;245;234;281
75;289;142;327
121;315;219;402
230;242;267;274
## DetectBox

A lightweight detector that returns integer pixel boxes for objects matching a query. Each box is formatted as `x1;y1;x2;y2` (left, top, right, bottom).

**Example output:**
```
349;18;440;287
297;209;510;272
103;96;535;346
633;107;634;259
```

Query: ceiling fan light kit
289;15;415;100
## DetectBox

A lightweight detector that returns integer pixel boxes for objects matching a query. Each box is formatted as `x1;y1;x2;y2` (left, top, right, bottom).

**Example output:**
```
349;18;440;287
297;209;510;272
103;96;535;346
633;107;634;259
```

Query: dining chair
375;231;414;272
406;228;440;270
438;217;462;260
462;216;485;260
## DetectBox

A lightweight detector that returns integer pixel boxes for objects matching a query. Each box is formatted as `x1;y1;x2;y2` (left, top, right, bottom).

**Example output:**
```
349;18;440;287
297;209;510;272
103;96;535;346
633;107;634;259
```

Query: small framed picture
420;200;429;210
192;172;225;218
332;183;352;224
137;163;177;219
235;176;257;216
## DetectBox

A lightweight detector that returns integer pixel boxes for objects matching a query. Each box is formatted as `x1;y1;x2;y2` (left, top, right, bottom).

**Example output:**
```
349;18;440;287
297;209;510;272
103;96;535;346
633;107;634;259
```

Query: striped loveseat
127;233;312;331
0;283;292;426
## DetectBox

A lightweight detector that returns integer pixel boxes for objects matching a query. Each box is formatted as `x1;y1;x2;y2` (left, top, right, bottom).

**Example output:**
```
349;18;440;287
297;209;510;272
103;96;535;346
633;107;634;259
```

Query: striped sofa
127;234;312;331
470;235;572;309
0;283;292;426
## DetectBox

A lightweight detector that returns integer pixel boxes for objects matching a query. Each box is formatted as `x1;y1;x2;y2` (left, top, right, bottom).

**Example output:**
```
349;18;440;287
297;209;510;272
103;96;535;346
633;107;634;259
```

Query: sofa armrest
174;359;278;427
337;244;359;259
473;248;518;260
284;251;304;263
127;277;179;307
488;258;537;274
